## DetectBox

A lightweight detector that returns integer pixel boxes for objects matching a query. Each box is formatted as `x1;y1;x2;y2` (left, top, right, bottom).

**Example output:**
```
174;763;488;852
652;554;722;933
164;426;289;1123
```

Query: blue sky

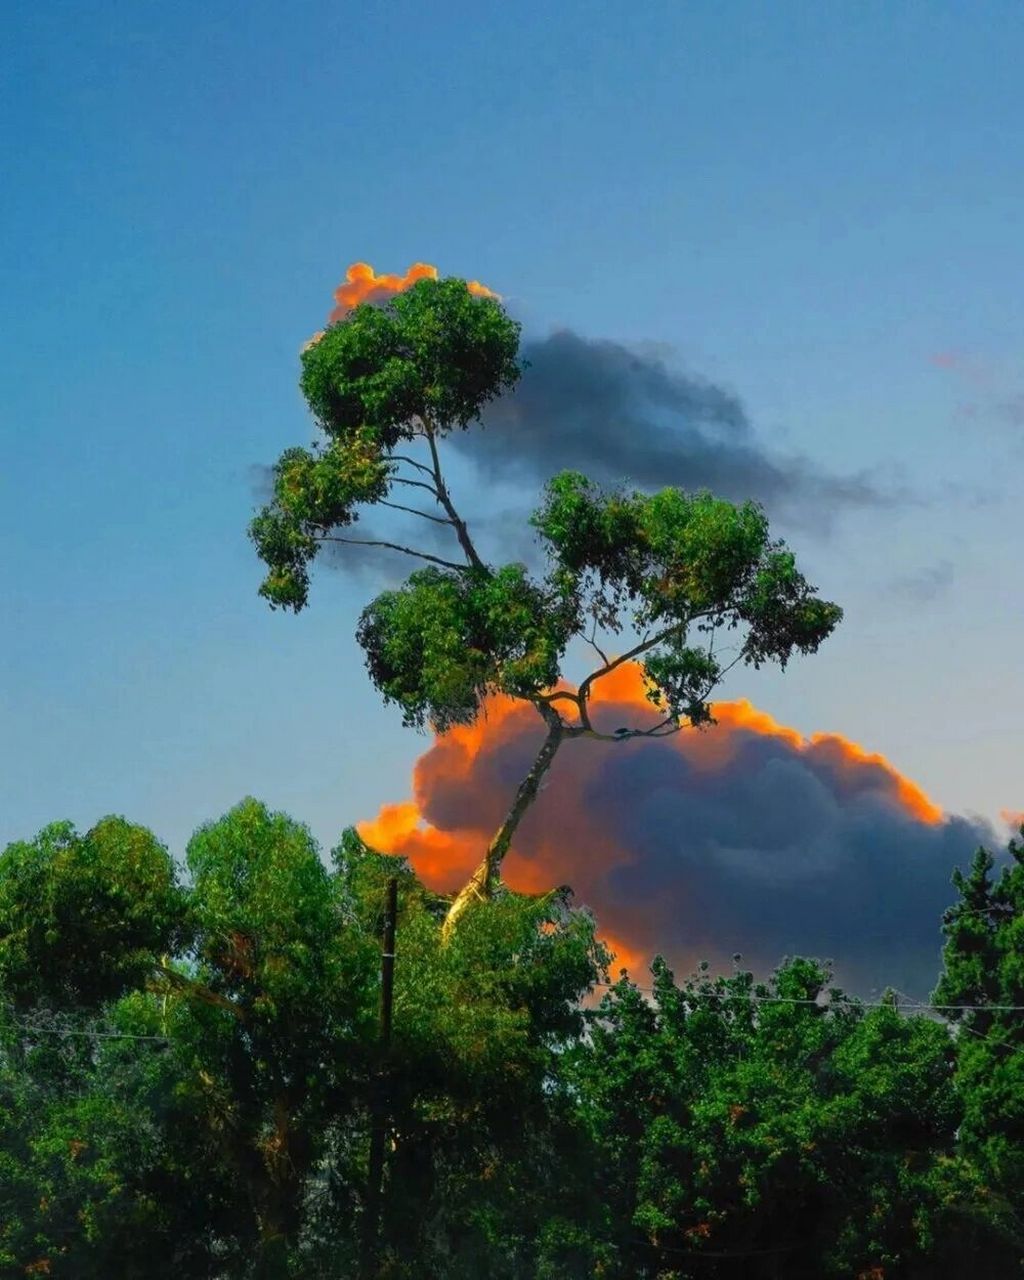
3;0;1022;860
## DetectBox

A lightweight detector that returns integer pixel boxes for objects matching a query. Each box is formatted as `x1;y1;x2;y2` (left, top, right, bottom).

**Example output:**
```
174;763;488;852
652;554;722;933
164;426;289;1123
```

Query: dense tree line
1;803;1022;1278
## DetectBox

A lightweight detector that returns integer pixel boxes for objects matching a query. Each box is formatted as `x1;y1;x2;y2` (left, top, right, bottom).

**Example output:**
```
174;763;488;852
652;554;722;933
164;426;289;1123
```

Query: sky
3;1;1023;984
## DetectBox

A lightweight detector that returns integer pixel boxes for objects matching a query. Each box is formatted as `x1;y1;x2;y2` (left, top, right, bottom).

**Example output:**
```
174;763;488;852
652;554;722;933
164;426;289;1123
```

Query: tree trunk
442;724;564;938
247;1098;310;1280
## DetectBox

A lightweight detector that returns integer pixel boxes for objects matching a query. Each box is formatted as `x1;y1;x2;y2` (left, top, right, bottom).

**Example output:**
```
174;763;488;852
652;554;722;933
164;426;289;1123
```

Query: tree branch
377;499;453;526
536;689;584;712
318;535;467;573
576;609;724;707
390;476;441;498
579;619;610;667
576;649;748;740
151;962;246;1022
424;429;486;572
389;454;436;478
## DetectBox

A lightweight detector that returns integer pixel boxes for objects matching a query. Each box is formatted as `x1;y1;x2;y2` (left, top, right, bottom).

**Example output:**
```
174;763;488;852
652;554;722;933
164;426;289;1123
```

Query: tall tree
560;955;1016;1279
933;824;1024;1244
250;275;842;932
0;808;605;1278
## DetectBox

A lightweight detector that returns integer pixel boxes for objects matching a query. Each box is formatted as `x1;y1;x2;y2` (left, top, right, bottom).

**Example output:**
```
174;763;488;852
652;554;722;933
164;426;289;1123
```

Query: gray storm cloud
460;329;888;525
360;674;997;999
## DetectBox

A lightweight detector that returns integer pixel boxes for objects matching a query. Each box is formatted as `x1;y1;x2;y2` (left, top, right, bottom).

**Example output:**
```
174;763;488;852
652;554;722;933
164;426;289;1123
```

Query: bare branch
577;622;682;706
577;648;749;742
391;476;441;498
424;428;486;571
536;689;584;711
389;454;435;478
319;535;467;573
580;618;610;667
377;499;453;526
577;717;679;742
577;609;721;705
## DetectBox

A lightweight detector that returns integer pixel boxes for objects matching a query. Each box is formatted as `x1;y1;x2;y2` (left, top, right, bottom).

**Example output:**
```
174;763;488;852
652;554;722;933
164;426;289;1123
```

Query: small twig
389;454;435;478
377;499;453;526
319;536;467;572
424;428;486;571
390;476;441;498
582;617;611;666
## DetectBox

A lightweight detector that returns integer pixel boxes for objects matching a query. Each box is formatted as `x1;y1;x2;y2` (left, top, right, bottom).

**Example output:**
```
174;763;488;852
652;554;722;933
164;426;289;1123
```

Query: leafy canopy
0;817;183;1010
0;805;605;1278
933;825;1024;1196
250;276;840;736
251;277;521;612
357;475;839;733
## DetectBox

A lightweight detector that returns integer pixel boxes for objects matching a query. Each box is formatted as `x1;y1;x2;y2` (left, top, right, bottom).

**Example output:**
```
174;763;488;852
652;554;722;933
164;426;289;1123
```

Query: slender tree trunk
442;724;564;938
247;1098;310;1280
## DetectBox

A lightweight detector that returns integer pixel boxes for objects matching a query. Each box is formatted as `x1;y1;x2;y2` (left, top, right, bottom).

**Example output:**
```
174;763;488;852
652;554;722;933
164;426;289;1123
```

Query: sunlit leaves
251;278;521;612
186;798;373;1020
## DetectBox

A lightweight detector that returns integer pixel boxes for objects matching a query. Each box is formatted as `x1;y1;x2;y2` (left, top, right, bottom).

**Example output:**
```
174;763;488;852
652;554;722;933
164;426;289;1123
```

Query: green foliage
321;838;607;1279
0;818;184;1010
186;798;364;1018
0;810;606;1278
251;277;521;611
533;472;842;723
4;806;1024;1274
562;956;1009;1278
352;473;841;734
251;435;391;610
250;276;841;748
357;564;573;731
934;827;1024;1228
299;277;521;445
0;999;236;1279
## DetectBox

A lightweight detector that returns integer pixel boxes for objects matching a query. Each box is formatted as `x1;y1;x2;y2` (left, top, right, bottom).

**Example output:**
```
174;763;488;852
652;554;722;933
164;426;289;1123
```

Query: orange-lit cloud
303;262;499;352
326;261;498;324
1001;808;1024;831
359;662;991;995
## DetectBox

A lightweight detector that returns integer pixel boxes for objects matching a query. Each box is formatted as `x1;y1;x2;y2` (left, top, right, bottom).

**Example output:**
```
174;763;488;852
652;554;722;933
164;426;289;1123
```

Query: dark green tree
560;955;1013;1279
0;817;184;1010
0;808;606;1278
0;1000;235;1279
933;825;1024;1247
249;275;842;933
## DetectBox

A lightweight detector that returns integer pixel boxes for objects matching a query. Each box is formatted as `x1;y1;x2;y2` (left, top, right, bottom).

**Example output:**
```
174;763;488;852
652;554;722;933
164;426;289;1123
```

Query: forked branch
442;622;747;936
319;535;467;573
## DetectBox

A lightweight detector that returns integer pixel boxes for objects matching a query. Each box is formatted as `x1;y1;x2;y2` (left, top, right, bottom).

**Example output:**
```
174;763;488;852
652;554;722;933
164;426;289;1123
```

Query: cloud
279;271;899;583
325;261;498;324
458;330;890;526
359;663;997;998
886;560;954;603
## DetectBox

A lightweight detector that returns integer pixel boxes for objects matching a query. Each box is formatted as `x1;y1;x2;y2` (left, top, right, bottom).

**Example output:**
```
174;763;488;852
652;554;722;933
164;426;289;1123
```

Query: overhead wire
591;979;1024;1015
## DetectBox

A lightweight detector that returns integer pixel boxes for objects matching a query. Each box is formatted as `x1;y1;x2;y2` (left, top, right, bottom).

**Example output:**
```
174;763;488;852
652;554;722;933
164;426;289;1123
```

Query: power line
592;980;1024;1015
4;978;1024;1044
2;1012;168;1043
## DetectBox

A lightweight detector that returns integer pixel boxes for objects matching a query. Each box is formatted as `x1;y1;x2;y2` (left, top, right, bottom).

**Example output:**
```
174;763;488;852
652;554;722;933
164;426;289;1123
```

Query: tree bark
442;722;564;938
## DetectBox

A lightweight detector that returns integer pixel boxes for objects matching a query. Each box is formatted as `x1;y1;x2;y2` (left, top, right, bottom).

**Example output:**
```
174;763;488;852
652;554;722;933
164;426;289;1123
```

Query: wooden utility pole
361;877;398;1278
